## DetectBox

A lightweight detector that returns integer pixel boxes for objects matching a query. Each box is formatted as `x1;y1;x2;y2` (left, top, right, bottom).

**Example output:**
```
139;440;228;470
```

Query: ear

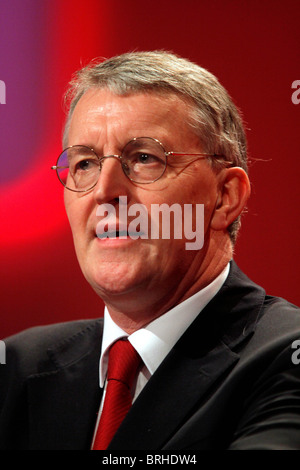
210;167;251;231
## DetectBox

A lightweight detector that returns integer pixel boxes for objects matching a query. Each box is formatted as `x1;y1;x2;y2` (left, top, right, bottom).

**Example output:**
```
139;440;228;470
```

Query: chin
84;262;144;299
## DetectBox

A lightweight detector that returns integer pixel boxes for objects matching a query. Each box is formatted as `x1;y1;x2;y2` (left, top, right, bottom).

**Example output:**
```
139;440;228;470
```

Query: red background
1;0;299;338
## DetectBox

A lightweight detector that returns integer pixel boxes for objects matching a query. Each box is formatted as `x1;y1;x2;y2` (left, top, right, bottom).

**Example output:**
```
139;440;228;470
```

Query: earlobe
210;167;251;231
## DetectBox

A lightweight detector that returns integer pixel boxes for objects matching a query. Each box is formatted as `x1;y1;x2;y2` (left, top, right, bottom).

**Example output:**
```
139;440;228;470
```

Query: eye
74;158;98;172
77;159;91;171
133;152;165;166
138;153;156;164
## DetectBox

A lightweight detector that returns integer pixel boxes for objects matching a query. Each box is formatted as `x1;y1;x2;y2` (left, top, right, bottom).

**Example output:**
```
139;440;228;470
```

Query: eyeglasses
51;136;230;192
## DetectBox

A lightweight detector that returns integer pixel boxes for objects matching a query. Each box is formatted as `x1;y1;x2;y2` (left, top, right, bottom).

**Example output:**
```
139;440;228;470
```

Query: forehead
72;87;192;116
68;88;199;149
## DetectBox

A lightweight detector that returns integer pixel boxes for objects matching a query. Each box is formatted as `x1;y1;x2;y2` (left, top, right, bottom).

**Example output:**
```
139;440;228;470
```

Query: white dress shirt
99;263;230;401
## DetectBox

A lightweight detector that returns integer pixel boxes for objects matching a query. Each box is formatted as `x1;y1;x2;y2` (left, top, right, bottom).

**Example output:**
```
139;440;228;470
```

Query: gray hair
63;50;248;243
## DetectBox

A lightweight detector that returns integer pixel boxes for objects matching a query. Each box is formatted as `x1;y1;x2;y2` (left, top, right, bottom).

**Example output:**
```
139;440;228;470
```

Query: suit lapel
109;337;239;450
26;319;103;450
109;261;266;450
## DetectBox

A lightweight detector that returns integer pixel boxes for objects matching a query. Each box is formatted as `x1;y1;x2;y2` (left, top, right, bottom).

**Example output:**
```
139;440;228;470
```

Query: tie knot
107;339;141;389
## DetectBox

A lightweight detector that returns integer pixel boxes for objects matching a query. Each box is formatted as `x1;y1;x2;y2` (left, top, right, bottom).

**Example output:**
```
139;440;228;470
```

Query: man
1;51;300;450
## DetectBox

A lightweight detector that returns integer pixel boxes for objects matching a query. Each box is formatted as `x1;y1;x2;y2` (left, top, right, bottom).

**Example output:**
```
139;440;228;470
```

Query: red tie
92;339;142;450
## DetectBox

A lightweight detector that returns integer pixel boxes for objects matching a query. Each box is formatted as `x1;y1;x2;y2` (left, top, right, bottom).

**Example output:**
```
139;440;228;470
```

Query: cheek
64;194;91;241
174;181;218;235
64;191;74;224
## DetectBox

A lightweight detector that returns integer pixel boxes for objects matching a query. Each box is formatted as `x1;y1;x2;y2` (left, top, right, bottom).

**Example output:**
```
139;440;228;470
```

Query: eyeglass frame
51;136;233;192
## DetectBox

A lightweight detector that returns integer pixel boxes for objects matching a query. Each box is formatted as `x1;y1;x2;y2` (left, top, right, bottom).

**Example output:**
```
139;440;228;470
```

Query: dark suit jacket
1;261;300;450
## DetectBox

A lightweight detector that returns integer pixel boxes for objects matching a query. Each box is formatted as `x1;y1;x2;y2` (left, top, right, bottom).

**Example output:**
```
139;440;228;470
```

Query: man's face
64;88;221;309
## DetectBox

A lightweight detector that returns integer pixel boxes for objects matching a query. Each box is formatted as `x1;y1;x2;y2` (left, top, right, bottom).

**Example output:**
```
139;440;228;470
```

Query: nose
93;155;131;205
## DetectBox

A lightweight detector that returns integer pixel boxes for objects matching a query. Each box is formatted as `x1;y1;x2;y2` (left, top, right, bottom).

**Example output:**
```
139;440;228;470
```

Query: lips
96;228;142;239
97;229;128;239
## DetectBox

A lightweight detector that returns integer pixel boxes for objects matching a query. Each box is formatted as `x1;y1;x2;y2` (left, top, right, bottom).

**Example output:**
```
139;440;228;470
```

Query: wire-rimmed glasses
51;136;230;192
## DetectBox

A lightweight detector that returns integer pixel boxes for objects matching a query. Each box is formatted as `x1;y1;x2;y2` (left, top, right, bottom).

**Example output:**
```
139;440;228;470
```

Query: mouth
96;229;142;240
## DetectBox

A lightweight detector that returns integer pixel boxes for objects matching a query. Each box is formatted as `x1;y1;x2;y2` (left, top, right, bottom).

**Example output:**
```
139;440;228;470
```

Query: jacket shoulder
260;294;300;334
2;318;103;377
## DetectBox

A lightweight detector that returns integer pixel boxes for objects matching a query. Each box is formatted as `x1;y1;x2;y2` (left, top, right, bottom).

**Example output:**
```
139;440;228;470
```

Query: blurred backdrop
1;0;299;338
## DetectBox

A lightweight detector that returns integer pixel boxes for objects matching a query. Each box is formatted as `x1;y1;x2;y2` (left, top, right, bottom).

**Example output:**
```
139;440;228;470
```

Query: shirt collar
99;263;229;387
